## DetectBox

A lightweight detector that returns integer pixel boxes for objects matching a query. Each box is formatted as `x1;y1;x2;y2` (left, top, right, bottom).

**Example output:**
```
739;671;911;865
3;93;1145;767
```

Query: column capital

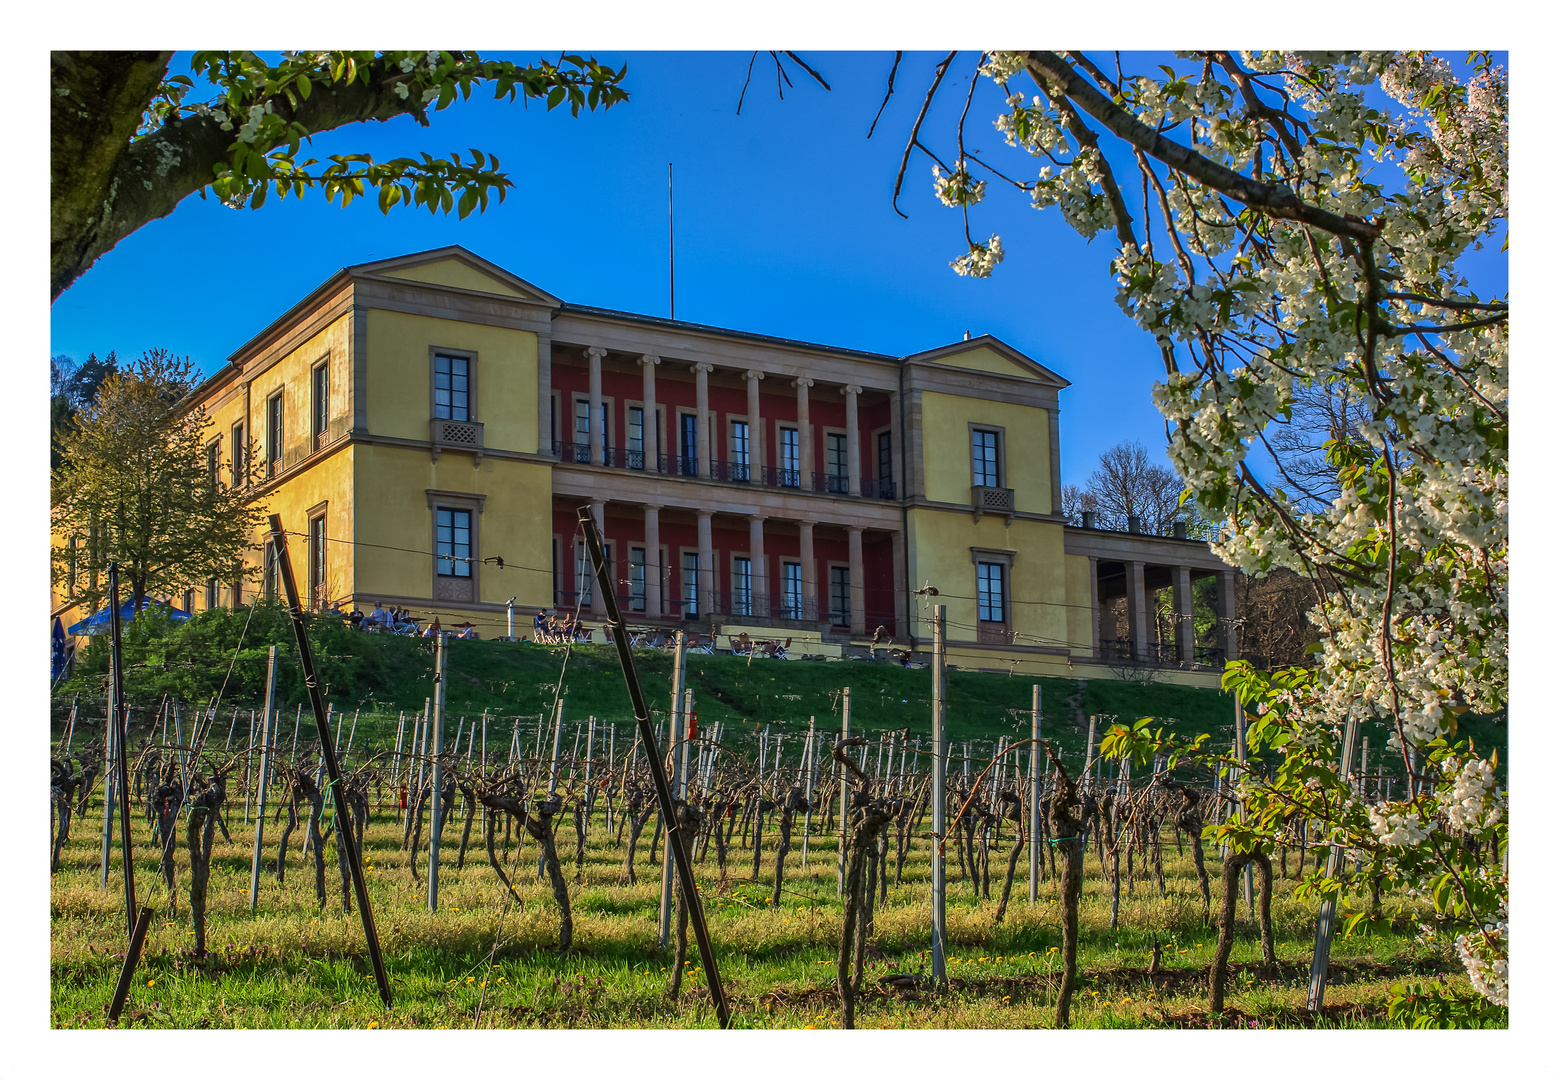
841;383;863;396
742;369;765;382
637;354;661;366
845;524;864;534
691;362;715;375
796;519;817;529
792;377;814;389
696;508;714;520
747;513;767;524
586;346;608;360
642;502;664;513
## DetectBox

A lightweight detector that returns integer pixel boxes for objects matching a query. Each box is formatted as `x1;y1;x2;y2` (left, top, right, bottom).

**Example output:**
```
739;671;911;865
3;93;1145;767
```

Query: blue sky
49;50;1508;491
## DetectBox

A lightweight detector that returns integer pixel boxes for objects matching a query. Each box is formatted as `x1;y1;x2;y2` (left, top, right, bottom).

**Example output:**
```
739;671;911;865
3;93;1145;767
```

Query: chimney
1173;520;1187;540
1128;514;1142;534
963;330;971;340
1081;511;1096;530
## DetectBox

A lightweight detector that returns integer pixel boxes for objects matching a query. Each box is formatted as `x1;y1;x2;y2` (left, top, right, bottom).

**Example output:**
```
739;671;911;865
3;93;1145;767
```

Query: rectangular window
183;587;194;615
67;535;79;596
733;557;752;616
780;427;800;487
629;547;646;612
829;566;850;626
436;508;472;578
263;541;278;600
682;552;699;617
628;406;645;469
206;577;219;611
826;433;847;476
266;392;283;478
206;440;220;490
230;422;245;487
680;413;699;476
575;543;593;607
781;562;802;618
977;562;1006;623
311;360;329;446
877;432;893;488
972;429;1000;487
230;560;243;607
308;514;327;608
434;354;470;421
730;420;750;480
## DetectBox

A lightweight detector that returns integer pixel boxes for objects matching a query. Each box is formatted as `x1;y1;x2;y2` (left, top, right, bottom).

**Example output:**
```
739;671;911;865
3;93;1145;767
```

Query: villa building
52;246;1238;685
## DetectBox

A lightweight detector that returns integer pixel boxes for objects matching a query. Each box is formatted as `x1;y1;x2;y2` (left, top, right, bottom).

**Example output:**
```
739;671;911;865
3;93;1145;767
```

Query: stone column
1126;560;1149;662
793;377;814;486
1048;405;1063;517
847;526;866;635
586;346;606;466
697;510;715;615
887;388;903;496
748;516;766;616
638;354;660;468
693;363;713;477
1173;565;1195;663
644;504;662;617
589;501;607;616
798;520;816;620
1217;569;1239;662
843;384;862;496
1088;556;1101;658
891;529;907;634
743;370;764;479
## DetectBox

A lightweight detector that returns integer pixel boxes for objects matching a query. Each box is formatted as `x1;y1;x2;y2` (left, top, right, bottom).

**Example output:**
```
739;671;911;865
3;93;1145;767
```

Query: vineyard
49;633;1504;1030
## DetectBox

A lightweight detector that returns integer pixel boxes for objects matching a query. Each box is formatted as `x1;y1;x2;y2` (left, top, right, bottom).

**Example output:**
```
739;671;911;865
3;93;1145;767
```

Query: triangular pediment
348;246;561;306
906;335;1070;387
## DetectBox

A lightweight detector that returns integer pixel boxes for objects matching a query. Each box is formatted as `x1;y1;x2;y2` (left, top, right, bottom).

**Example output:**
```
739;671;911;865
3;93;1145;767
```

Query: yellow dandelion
367;1021;380;1029
146;980;155;988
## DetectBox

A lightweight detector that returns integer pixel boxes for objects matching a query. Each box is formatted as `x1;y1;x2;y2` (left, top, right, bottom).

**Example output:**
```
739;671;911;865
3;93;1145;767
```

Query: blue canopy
66;598;193;636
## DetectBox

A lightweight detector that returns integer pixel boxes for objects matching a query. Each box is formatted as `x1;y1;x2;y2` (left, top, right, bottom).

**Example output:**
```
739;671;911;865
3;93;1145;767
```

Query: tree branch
1021;51;1381;244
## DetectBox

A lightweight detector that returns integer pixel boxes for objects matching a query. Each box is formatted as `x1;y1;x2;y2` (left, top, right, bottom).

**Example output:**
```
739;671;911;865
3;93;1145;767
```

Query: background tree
50;351;119;471
50;50;629;299
914;50;1507;1011
51;348;268;614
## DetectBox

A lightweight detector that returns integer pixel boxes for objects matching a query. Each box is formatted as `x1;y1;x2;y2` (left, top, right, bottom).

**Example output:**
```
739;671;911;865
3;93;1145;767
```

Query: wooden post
1029;684;1041;903
800;717;816;867
659;632;687;947
548;698;565;795
249;645;278;910
1234;697;1254;917
930;605;947;984
837;688;852;896
266;515;391;1006
1084;715;1098;786
579;507;731;1027
1307;704;1361;1013
291;704;302;759
428;633;447;912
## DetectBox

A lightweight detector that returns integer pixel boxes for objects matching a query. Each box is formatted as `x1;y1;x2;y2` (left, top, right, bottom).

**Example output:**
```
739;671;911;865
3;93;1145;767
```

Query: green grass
50;780;1490;1030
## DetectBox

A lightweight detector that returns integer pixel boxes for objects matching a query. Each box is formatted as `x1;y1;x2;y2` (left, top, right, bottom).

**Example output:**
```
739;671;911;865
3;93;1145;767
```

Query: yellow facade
918;391;1053;516
364;308;538;452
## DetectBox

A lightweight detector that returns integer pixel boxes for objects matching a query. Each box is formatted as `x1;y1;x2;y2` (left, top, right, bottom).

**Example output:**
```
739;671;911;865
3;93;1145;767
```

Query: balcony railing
550;440;898;501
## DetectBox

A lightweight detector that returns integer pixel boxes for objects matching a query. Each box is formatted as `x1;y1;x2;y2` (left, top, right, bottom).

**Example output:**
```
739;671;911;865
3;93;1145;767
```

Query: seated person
534;608;549;634
365;601;388;630
348;605;365;629
421;616;442;638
